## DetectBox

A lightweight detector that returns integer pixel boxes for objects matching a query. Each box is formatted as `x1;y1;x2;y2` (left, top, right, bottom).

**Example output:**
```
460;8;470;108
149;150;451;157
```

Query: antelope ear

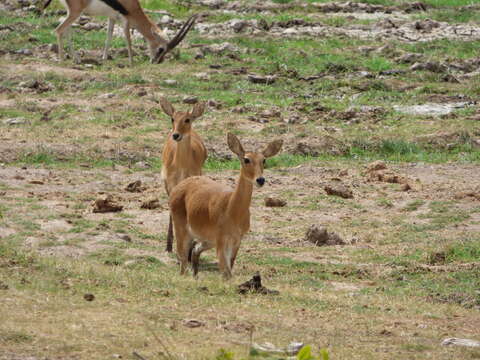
227;133;245;159
262;139;283;158
190;102;205;119
160;98;175;117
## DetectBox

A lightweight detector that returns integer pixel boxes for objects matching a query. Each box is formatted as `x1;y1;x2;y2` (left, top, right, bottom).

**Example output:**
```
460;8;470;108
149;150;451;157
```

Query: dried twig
133;352;148;360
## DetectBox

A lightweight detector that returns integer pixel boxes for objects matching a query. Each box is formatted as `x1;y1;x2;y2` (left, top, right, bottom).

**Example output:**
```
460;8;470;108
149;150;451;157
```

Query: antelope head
160;98;205;142
227;133;283;188
152;15;197;64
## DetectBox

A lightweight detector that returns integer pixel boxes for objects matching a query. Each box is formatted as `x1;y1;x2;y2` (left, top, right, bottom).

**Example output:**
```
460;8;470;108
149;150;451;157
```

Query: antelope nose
256;177;265;186
172;133;181;141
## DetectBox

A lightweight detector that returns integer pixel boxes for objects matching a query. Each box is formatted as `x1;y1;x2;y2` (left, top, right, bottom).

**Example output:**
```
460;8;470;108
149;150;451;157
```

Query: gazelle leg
217;242;232;280
122;19;133;66
230;242;241;270
166;214;173;252
103;17;115;61
172;213;191;275
55;10;81;61
191;243;206;277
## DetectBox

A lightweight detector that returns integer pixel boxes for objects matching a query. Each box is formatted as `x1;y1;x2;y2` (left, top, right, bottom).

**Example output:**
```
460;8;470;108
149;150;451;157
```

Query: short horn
154;14;197;64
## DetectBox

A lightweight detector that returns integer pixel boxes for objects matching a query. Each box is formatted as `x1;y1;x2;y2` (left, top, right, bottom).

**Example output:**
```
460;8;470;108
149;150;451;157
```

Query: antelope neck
173;134;193;168
227;168;253;220
128;10;162;43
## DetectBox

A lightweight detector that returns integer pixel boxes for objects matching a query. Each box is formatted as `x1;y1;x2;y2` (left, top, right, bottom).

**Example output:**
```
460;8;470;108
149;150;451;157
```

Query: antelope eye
185;118;190;123
244;158;250;164
263;159;266;165
171;117;174;123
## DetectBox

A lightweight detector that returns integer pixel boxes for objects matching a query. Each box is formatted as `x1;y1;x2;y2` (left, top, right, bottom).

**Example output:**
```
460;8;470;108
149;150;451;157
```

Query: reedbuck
43;0;196;64
169;133;283;279
160;98;207;253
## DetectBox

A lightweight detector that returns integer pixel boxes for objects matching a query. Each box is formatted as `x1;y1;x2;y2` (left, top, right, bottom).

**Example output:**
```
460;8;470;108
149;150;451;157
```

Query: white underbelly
85;0;123;18
59;0;123;18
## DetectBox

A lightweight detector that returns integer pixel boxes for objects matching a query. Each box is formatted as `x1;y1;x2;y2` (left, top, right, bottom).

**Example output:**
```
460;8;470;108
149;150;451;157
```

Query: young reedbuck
160;98;207;253
43;0;196;64
169;133;283;279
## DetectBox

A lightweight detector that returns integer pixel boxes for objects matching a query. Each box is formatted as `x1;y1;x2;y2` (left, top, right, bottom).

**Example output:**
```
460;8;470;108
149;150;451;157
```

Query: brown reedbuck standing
160;98;207;253
169;133;283;279
43;0;196;64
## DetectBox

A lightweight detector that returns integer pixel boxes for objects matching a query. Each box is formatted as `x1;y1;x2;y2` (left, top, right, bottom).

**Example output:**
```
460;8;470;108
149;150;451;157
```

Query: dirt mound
92;195;123;213
324;183;353;199
305;225;345;246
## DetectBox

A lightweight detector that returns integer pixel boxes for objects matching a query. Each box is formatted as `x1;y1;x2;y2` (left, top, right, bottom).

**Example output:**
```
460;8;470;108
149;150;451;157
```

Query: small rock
367;160;387;171
99;93;115;99
201;42;240;55
283;28;299;35
194;72;209;80
159;15;172;24
284;114;302;124
198;0;225;9
441;338;480;348
324;184;353;199
183;96;198;104
29;180;44;185
183;319;205;328
400;183;411;191
141;198;160;210
305;225;345;246
396;52;423;64
125;180;144;193
194;51;205;59
229;19;248;32
3;117;28;125
15;48;33;56
207;99;221;109
259;109;281;119
237;272;279;295
118;234;132;242
441;74;459;83
92;195;123;213
83;293;95;301
264;197;286;207
410;61;447;73
247;74;276;84
164;79;177;86
48;43;58;53
134;161;151;169
413;19;440;31
137;89;147;97
82;22;103;31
